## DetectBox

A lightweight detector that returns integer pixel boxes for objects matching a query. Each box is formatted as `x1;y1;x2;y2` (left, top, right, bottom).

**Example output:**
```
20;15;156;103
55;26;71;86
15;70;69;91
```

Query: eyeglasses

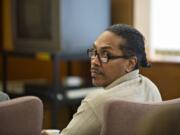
87;48;130;63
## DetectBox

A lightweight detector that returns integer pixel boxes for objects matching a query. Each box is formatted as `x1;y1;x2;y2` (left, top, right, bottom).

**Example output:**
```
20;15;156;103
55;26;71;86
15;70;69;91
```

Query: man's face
90;31;130;87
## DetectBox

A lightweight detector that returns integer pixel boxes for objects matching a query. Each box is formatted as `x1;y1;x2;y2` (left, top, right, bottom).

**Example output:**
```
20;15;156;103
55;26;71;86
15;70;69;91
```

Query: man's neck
105;69;139;90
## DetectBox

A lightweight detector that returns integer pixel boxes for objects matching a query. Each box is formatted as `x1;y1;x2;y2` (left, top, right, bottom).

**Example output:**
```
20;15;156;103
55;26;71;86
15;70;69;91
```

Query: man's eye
106;52;113;57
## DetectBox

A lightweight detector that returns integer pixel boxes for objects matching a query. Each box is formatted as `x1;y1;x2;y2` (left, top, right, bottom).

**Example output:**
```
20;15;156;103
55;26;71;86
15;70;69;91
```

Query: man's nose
91;55;101;66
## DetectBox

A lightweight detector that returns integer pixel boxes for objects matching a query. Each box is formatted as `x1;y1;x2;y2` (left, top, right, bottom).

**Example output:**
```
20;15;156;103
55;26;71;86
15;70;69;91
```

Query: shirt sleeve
60;98;101;135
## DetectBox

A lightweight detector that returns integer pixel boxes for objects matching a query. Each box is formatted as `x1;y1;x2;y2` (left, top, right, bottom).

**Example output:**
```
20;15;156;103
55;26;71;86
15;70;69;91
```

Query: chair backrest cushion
0;96;43;135
101;98;180;135
138;104;180;135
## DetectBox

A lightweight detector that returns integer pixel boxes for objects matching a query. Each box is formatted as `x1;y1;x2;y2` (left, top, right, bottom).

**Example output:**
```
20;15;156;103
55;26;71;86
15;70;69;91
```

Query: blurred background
1;0;180;130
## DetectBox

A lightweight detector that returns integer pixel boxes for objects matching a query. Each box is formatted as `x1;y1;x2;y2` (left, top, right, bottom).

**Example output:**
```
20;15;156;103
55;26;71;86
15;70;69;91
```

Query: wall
111;0;133;25
0;0;90;84
141;63;180;100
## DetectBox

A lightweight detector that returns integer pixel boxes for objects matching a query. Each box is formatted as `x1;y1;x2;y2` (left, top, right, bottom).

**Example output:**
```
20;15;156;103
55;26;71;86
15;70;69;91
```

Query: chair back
138;104;180;135
100;98;180;135
0;96;43;135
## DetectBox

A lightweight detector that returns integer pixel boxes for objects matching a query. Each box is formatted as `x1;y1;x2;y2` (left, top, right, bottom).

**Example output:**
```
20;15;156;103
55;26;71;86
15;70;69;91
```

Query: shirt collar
105;69;139;90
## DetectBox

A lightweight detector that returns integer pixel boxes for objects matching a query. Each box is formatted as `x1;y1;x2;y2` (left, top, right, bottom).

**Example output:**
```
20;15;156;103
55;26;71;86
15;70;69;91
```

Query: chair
138;104;180;135
100;98;180;135
0;96;43;135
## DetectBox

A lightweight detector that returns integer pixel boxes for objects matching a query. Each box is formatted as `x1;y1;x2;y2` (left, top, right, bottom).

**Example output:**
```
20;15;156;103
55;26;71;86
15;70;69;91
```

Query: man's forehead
93;42;113;49
93;42;123;52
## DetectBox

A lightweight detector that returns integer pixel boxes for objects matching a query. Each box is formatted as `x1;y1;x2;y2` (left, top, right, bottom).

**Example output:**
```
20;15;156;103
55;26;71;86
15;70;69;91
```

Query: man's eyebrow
100;45;112;50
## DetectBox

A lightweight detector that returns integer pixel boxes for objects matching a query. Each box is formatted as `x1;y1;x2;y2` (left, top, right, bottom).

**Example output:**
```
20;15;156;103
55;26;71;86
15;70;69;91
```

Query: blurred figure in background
42;24;162;135
0;91;9;101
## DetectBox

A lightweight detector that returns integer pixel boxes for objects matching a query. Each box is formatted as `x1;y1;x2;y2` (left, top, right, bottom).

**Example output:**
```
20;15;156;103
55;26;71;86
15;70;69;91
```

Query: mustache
90;66;103;74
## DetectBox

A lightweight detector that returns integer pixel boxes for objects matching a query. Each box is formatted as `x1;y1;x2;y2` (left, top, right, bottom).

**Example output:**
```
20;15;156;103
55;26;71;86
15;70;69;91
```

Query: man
42;24;162;135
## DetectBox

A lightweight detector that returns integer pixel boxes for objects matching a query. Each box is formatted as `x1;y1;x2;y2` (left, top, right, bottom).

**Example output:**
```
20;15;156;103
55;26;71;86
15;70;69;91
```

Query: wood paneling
141;62;180;100
2;0;13;51
111;0;133;25
0;0;2;51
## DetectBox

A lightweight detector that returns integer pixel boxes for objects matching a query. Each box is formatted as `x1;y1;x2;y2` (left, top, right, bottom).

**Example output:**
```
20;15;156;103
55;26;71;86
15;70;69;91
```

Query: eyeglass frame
87;48;131;63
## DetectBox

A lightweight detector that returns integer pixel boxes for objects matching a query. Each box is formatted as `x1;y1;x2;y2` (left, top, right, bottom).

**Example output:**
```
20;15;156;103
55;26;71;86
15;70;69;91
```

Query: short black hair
106;24;151;69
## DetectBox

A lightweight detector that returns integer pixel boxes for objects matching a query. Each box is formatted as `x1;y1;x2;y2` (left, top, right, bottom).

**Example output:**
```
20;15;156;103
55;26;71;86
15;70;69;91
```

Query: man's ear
126;56;137;73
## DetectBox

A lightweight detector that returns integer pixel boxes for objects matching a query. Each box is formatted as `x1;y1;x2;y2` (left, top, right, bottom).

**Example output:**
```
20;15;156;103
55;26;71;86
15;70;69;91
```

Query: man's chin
92;78;105;87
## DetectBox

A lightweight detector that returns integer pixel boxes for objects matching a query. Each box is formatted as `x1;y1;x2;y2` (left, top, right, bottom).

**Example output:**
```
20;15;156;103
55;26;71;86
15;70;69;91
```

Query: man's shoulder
140;75;159;90
83;88;110;109
84;88;105;102
139;75;162;101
